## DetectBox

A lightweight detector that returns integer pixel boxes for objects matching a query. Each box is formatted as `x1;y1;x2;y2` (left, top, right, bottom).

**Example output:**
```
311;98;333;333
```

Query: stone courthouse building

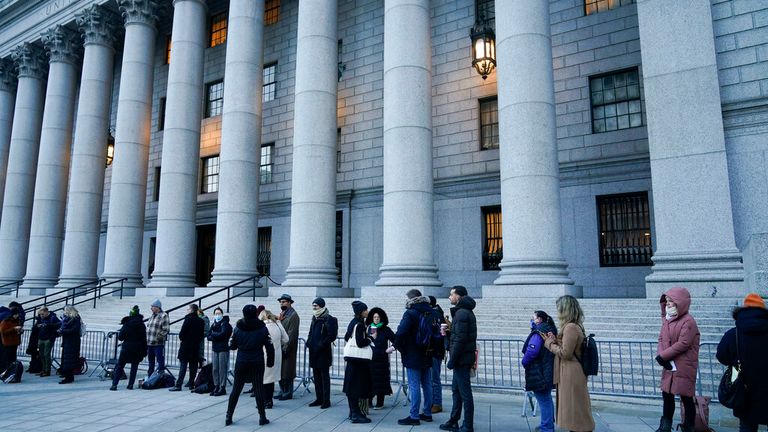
0;0;765;300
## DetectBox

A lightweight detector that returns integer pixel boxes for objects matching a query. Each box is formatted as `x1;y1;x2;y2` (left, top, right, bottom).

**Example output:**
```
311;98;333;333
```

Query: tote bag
343;324;373;360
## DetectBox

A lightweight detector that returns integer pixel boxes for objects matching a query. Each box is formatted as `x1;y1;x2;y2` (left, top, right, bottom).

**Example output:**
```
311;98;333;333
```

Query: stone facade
0;0;765;298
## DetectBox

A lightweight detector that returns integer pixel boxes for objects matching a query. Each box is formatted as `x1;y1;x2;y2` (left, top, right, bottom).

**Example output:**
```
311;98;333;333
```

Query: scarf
405;295;430;309
665;305;678;321
370;322;383;328
313;307;327;318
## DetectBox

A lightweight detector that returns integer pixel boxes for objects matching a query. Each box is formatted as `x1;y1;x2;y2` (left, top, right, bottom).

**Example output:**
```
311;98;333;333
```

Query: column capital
77;5;121;50
41;25;82;65
0;58;17;92
117;0;166;28
11;43;48;80
173;0;208;7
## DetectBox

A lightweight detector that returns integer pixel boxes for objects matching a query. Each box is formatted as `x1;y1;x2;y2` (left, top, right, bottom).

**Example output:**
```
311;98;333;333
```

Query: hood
411;302;433;315
456;295;476;311
734;307;768;334
660;286;691;318
236;316;266;332
366;307;389;326
406;295;430;309
121;314;145;327
534;320;557;336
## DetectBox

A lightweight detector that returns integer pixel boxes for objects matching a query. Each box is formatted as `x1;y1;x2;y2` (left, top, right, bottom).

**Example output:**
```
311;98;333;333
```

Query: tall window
209;11;228;47
479;97;499;150
205;80;224;117
482;206;503;270
475;0;495;28
148;237;156;278
153;166;161;201
336;211;343;283
590;68;642;133
201;155;220;193
165;35;171;64
263;63;277;102
597;192;652;267
158;97;166;131
260;143;274;184
265;0;280;26
257;227;272;276
336;128;342;172
585;0;635;16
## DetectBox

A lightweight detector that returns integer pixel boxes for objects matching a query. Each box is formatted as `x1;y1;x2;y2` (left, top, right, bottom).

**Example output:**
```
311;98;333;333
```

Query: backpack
680;395;715;432
575;332;599;377
142;368;176;390
1;361;23;383
415;310;443;353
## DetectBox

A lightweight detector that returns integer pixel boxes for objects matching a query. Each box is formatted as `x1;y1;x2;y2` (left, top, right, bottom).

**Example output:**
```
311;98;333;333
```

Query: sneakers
351;415;372;424
398;416;421;426
126;384;133;390
431;404;443;413
168;386;182;392
439;421;460;432
320;402;331;409
419;414;433;422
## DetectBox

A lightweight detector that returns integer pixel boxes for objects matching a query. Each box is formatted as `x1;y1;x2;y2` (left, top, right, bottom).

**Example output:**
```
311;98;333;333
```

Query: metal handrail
0;279;22;297
50;278;128;315
23;278;128;317
160;274;264;326
21;278;104;311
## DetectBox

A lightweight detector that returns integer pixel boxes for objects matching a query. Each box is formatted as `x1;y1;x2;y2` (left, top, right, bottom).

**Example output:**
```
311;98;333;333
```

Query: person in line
306;297;338;409
146;299;170;377
440;286;477;432
717;293;768;432
226;304;275;426
58;305;82;384
394;289;435;426
0;302;25;372
429;295;447;414
654;287;700;432
522;310;557;432
170;304;205;391
544;295;595;432
35;306;60;377
198;307;211;368
366;306;396;409
343;301;374;424
208;306;233;396
110;305;147;391
0;306;22;368
277;293;300;401
261;308;289;408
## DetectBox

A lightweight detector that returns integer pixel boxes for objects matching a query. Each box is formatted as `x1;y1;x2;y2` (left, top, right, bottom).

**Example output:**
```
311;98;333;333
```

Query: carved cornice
77;5;121;49
41;25;82;65
11;43;47;80
117;0;166;28
0;58;17;92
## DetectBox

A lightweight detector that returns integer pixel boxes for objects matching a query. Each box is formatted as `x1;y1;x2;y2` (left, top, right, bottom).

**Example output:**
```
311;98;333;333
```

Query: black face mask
280;305;288;311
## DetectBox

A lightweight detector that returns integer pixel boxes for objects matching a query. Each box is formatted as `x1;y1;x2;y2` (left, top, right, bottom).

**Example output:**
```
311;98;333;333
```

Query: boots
209;386;219;396
259;415;270;426
676;423;694;432
215;386;227;396
655;417;672;432
225;413;232;426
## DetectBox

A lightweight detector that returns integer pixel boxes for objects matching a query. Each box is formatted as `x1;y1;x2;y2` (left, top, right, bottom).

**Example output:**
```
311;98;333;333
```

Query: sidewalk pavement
0;371;742;432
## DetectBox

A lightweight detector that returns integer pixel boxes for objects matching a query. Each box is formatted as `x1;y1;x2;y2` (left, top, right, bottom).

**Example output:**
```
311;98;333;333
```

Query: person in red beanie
717;293;768;432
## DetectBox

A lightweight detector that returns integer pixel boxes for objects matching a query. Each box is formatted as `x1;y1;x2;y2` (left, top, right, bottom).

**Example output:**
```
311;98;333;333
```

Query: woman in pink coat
654;287;700;432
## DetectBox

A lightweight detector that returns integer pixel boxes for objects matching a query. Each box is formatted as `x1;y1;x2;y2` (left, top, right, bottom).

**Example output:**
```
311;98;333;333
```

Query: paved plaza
0;371;741;432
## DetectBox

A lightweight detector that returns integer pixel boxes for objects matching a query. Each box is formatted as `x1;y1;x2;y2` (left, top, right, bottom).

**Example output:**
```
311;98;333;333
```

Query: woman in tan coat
544;295;595;432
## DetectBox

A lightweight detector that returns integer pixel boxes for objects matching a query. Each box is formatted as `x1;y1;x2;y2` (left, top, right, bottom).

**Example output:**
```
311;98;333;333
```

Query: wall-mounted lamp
470;14;496;80
106;128;115;167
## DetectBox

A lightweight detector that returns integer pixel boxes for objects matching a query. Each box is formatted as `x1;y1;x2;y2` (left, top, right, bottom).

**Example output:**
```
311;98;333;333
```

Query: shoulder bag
343;324;373;360
718;328;748;409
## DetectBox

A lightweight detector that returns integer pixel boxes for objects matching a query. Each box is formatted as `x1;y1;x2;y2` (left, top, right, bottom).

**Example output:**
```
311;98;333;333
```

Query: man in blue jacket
394;289;436;426
35;306;61;377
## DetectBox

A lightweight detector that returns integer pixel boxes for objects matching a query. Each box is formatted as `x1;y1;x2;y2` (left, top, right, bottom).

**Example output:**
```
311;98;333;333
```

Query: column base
21;277;60;296
283;266;342;289
645;250;745;298
269;285;353;298
99;273;145;297
209;269;262;290
482;283;582;298
361;285;450;298
55;276;101;290
146;272;198;297
492;259;575;286
374;264;442;288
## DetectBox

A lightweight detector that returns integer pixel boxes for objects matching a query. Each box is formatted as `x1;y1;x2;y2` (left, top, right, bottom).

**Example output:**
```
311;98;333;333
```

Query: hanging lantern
470;18;496;80
106;129;115;167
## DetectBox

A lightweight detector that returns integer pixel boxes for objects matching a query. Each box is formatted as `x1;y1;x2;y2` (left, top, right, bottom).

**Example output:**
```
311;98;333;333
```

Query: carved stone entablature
76;4;121;49
0;58;18;92
117;0;167;28
11;43;48;80
41;25;82;65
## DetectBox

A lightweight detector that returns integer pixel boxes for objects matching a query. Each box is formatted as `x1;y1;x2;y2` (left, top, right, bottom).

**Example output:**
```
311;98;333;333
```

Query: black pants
4;344;17;366
227;360;266;417
112;361;139;387
312;367;331;403
264;382;275;402
279;378;293;397
369;394;385;407
662;391;694;426
176;359;198;388
449;366;474;431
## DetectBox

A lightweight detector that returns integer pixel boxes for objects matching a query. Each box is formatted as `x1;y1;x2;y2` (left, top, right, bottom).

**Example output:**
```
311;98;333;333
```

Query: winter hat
352;300;368;316
130;305;140;316
243;304;259;319
277;293;294;304
428;295;437;307
743;293;766;309
312;297;326;308
151;299;162;309
256;305;266;316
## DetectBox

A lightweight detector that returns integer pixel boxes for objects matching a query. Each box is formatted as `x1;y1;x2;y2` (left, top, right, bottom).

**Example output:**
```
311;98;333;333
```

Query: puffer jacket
657;287;700;397
207;316;233;353
447;295;477;370
394;298;436;370
118;314;147;364
522;320;557;392
230;316;274;367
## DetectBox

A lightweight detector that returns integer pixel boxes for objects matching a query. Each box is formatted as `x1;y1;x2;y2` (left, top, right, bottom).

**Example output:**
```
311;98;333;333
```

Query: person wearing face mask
207;307;233;396
277;293;300;400
521;311;557;432
654;287;700;432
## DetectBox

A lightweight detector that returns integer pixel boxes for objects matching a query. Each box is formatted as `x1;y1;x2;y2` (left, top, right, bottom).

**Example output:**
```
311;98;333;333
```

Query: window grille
597;192;653;266
482;206;503;270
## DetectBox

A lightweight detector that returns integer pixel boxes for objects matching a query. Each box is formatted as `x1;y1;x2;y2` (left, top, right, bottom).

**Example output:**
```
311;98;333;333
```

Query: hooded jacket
447;295;477;370
656;286;700;397
207;316;233;353
522;319;557;392
230;316;274;367
717;306;768;425
395;297;438;370
36;312;61;341
118;314;147;364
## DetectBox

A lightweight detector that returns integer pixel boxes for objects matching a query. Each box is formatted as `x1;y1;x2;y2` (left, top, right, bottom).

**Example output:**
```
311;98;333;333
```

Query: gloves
655;355;673;370
446;360;454;370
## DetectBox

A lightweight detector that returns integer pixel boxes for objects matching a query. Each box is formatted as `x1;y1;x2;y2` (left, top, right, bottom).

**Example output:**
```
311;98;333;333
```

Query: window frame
260;142;275;184
596;191;653;267
164;34;171;65
589;68;642;134
257;226;272;276
478;96;499;151
200;155;221;194
205;79;224;118
157;97;166;131
584;0;636;16
209;10;228;48
264;0;280;26
482;205;503;271
262;62;277;103
475;0;495;28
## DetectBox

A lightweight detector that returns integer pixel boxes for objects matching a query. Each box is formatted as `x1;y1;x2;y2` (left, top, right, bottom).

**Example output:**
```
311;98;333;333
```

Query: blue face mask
530;319;536;329
214;315;223;322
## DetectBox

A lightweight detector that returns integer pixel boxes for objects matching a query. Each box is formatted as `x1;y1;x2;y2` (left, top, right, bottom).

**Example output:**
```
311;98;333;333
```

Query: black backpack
575;333;599;377
142;368;176;390
1;361;23;383
415;311;443;354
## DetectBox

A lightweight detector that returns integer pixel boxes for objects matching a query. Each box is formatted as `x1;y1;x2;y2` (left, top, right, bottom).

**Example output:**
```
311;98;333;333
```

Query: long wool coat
59;315;82;374
280;307;300;381
263;319;289;384
545;322;595;432
657;286;700;397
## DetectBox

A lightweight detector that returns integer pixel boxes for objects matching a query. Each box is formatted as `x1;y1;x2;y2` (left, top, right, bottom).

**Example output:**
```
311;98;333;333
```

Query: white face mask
665;305;678;317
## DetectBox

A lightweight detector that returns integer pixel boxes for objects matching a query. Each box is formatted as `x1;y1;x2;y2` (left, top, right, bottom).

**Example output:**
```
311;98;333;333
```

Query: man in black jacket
440;286;477;432
306;297;338;409
170;304;205;391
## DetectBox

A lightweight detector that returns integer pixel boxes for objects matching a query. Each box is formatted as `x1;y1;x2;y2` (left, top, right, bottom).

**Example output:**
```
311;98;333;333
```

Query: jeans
38;339;53;374
176;359;198;388
212;351;230;388
146;345;165;377
449;366;474;431
432;357;443;406
312;367;331;403
227;360;266;417
533;390;554;432
406;367;433;420
112;361;139;388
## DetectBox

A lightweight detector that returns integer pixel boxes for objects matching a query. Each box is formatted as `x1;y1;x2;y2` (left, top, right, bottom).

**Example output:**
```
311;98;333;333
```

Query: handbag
718;329;748;409
343;324;373;360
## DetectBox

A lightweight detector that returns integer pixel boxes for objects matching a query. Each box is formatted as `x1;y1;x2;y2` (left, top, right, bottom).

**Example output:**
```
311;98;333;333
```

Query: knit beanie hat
313;297;326;308
151;299;162;309
743;293;766;309
130;305;140;316
256;305;266;316
243;304;259;319
352;300;367;316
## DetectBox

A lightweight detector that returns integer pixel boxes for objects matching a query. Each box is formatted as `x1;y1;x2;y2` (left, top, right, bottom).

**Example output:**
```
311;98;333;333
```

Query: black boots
655;417;672;432
347;398;371;424
210;386;219;396
225;413;232;426
259;415;270;426
676;423;694;432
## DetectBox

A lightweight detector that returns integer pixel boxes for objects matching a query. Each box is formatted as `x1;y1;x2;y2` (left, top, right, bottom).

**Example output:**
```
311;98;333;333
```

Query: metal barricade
15;324;107;376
